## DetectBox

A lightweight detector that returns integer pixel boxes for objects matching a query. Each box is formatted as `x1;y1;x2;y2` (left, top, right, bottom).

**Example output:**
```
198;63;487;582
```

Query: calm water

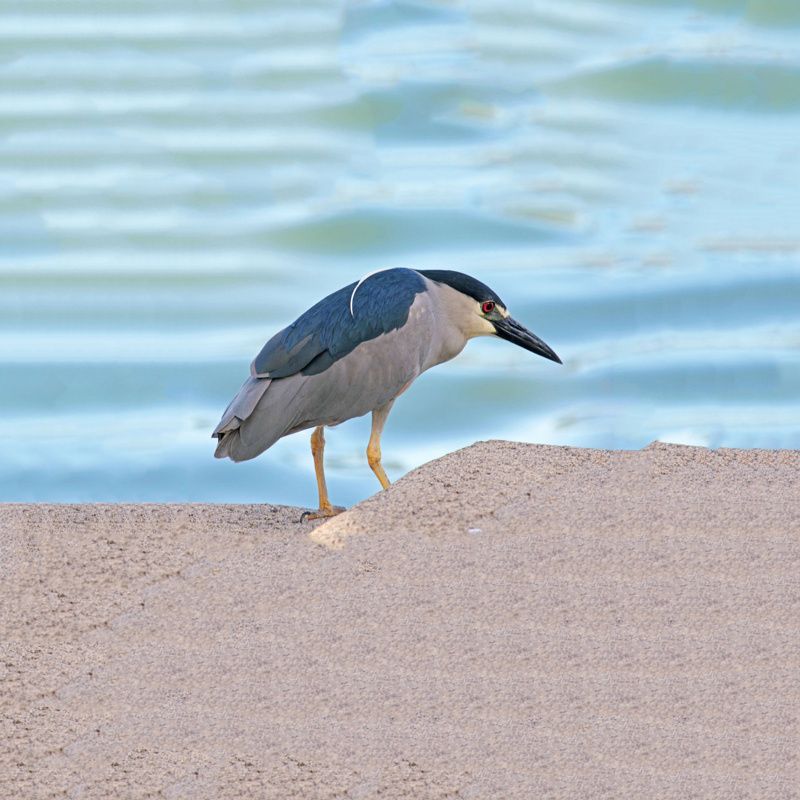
2;0;799;507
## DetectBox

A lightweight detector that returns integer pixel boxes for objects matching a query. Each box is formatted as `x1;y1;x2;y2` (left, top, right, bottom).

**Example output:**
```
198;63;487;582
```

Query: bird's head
419;269;562;365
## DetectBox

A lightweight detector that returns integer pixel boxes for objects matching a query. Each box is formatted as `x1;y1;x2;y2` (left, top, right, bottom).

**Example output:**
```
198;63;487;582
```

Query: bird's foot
300;505;345;522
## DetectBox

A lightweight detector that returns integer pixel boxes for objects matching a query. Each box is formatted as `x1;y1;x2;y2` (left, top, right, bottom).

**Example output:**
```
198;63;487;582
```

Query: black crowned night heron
213;268;561;518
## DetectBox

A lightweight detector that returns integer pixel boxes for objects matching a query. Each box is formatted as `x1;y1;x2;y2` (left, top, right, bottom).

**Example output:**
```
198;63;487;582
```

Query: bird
213;268;561;519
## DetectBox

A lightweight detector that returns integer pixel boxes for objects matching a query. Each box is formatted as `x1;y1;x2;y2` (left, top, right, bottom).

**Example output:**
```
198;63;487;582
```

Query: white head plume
349;267;393;317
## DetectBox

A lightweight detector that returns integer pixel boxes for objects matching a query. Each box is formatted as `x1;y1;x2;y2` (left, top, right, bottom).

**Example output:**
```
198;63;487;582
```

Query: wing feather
250;268;426;379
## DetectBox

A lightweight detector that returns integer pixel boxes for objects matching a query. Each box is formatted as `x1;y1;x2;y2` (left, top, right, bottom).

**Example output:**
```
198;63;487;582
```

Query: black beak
493;316;562;364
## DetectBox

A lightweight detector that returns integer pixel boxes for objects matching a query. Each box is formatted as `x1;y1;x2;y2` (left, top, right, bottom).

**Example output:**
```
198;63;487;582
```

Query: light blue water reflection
1;0;798;506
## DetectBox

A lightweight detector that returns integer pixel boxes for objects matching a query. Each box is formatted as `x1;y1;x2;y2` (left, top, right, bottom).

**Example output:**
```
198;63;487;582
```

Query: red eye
481;301;495;314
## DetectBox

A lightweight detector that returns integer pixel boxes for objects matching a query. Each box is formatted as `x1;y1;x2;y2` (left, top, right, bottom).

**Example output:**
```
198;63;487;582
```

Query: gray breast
288;289;440;429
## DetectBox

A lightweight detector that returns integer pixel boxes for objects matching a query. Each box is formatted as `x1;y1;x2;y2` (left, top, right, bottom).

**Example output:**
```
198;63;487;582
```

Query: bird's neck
425;281;494;368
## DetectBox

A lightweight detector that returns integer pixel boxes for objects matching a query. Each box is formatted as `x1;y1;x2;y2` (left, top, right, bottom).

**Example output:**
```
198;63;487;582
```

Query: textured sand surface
2;442;798;799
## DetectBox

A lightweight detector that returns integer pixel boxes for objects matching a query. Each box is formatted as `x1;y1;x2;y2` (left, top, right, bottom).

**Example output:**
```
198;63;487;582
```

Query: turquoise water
2;0;799;507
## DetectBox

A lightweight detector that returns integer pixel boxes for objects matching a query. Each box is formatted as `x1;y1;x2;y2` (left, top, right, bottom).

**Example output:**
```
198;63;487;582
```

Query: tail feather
212;377;271;460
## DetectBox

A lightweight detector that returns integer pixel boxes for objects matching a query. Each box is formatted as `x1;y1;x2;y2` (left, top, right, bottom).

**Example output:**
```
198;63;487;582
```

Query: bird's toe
300;505;346;522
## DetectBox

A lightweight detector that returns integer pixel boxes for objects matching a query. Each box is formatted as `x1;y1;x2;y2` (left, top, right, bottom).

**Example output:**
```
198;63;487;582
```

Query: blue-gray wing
251;268;426;378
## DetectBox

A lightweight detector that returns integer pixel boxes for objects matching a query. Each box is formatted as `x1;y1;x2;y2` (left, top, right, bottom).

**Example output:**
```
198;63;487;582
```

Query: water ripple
2;0;799;503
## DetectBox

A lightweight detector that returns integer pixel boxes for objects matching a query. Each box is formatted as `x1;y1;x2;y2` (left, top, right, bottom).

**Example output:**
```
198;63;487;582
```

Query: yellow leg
301;426;344;521
367;402;394;491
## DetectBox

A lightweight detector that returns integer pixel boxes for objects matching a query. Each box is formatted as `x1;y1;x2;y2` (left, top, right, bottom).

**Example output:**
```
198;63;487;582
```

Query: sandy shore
2;441;798;798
